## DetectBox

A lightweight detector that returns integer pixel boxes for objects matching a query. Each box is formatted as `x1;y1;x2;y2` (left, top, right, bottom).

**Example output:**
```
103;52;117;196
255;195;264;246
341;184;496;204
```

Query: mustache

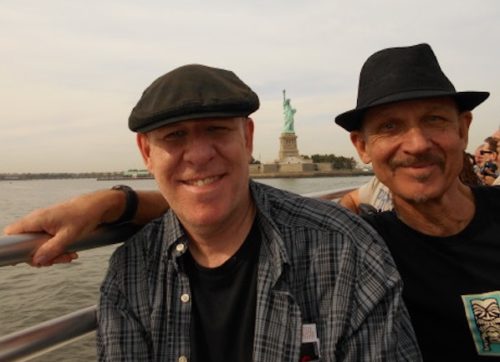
389;153;445;171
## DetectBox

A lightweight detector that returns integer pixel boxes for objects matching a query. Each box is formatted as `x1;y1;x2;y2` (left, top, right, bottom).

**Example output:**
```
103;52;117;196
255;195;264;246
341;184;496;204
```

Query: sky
1;0;500;173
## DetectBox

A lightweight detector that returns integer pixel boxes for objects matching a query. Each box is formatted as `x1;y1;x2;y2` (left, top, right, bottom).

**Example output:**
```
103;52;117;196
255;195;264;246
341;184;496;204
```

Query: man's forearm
134;190;169;224
102;189;169;225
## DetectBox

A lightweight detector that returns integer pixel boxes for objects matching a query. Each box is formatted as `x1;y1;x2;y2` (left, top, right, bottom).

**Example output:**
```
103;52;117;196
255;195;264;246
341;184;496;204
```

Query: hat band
359;89;456;109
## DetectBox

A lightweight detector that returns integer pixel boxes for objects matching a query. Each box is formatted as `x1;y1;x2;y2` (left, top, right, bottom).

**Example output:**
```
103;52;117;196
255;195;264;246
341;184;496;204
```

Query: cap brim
335;90;490;132
133;111;253;133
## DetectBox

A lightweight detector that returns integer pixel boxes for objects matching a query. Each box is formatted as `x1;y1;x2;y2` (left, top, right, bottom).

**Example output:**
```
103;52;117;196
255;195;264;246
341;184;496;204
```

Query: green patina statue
282;89;296;133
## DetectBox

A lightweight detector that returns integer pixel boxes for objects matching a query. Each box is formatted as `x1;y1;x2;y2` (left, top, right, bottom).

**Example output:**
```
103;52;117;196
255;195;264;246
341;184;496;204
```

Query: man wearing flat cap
87;64;418;361
336;44;500;361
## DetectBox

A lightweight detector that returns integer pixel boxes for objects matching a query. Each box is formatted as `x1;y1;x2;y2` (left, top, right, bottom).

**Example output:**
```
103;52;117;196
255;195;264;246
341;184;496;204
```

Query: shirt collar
159;180;291;274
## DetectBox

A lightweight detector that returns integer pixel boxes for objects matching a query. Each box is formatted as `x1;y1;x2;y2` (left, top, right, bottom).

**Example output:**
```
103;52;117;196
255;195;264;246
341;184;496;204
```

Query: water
0;176;371;361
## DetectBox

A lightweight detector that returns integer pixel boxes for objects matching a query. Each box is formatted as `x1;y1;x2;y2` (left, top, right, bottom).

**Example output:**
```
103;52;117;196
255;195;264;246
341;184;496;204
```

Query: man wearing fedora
6;64;421;361
7;43;500;360
335;43;500;361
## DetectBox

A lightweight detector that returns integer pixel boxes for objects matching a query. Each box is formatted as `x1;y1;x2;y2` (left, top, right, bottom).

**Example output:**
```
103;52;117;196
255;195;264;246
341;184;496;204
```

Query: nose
401;126;433;154
182;134;216;165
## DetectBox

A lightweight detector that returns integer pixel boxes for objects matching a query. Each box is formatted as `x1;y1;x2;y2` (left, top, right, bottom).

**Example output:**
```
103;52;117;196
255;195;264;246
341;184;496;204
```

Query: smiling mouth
184;175;221;187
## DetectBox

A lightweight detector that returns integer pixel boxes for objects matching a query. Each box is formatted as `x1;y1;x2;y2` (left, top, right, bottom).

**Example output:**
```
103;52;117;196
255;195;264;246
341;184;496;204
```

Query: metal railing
0;306;96;362
0;187;354;361
0;223;143;362
0;223;143;267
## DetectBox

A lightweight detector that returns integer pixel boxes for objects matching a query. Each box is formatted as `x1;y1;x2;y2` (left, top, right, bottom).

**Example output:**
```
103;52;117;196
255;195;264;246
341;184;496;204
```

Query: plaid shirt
97;181;421;361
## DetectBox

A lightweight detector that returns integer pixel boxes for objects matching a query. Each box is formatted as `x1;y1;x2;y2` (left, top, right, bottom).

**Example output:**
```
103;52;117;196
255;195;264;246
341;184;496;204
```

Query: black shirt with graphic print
365;186;500;361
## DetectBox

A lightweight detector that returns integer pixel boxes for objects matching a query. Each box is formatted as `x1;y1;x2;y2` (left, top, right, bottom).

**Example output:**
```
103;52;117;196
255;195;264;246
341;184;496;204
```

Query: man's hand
3;190;126;267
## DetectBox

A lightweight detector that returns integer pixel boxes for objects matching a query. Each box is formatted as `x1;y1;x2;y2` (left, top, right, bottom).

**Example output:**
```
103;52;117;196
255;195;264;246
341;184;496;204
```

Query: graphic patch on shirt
461;291;500;356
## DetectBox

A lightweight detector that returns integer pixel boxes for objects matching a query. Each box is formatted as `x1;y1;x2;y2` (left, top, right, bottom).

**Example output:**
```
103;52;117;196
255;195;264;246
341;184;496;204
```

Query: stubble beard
389;152;447;205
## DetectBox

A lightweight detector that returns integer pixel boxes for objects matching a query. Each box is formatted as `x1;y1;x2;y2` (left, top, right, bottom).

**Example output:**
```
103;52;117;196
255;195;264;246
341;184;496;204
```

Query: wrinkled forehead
360;96;459;129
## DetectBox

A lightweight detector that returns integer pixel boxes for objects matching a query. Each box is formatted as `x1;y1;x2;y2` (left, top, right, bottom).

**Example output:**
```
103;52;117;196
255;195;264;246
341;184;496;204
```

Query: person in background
478;136;499;185
492;127;500;140
487;128;500;185
6;64;420;361
473;143;486;176
461;152;483;187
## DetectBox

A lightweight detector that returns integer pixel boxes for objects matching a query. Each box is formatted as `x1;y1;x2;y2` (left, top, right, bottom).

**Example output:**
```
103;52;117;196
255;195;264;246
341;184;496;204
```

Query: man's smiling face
137;117;254;233
350;97;471;204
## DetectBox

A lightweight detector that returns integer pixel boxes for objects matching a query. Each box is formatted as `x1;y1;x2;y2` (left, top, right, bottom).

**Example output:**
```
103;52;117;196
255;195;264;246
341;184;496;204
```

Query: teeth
188;176;219;186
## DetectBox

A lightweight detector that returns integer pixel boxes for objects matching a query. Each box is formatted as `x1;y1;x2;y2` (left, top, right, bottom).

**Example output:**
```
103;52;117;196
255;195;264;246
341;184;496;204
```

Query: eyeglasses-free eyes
480;150;494;155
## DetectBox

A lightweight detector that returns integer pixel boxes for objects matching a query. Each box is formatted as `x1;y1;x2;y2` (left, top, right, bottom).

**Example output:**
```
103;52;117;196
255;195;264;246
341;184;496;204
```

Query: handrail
0;187;355;361
0;223;143;267
0;306;96;362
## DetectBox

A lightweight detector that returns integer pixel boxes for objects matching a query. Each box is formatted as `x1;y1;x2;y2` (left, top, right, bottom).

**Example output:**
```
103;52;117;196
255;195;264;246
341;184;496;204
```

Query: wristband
106;185;138;225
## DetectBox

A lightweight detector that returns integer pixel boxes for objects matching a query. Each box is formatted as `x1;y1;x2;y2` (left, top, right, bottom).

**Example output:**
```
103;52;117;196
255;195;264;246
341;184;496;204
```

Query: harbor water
0;176;371;361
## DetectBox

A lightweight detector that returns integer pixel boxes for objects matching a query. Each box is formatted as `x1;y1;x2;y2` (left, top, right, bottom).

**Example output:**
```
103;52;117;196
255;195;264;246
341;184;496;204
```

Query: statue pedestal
278;133;300;160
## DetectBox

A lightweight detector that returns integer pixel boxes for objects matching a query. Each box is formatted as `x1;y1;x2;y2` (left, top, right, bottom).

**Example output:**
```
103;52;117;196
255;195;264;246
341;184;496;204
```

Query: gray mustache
389;153;445;170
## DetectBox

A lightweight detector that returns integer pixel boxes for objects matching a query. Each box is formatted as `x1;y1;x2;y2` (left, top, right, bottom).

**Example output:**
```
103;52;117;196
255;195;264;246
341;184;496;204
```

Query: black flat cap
129;64;260;132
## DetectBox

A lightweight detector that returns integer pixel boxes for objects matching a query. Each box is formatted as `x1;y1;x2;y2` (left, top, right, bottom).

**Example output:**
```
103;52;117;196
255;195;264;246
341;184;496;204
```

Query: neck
186;197;257;268
393;181;475;237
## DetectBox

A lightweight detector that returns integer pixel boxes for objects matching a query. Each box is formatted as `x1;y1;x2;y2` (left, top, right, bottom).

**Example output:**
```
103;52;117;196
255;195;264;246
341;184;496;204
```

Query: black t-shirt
184;221;261;362
365;186;500;361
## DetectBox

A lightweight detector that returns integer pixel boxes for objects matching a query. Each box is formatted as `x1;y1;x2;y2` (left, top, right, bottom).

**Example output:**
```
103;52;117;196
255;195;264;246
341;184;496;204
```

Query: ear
244;118;255;162
136;133;154;173
350;131;372;164
458;111;472;148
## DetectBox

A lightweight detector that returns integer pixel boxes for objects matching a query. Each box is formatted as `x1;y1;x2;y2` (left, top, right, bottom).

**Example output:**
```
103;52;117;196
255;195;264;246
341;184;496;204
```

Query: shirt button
176;243;185;253
180;293;190;303
178;356;188;362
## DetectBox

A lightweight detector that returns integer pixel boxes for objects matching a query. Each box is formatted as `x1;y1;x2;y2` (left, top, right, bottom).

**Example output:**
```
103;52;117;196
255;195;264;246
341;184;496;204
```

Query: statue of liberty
282;89;296;133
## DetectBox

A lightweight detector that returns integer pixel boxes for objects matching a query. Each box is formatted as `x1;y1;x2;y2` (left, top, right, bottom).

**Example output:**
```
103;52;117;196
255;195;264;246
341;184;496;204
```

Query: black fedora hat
335;43;489;131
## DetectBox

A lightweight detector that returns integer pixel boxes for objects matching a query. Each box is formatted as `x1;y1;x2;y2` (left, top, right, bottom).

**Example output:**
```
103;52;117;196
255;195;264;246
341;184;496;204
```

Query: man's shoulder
471;185;500;221
252;181;370;232
251;181;388;262
362;210;399;237
358;177;393;211
473;184;500;198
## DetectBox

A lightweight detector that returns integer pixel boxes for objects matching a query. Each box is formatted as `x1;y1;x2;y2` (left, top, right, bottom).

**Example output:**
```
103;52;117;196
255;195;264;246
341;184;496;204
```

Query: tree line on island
251;154;357;170
306;154;357;170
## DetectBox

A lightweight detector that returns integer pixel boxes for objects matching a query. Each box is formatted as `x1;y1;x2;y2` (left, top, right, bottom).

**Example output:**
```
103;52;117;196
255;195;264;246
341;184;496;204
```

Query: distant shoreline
250;170;373;179
0;170;373;181
97;170;374;180
96;176;154;181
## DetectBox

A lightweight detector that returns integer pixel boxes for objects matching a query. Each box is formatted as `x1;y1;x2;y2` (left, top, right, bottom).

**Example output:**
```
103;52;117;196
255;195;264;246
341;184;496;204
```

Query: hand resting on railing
3;190;137;267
